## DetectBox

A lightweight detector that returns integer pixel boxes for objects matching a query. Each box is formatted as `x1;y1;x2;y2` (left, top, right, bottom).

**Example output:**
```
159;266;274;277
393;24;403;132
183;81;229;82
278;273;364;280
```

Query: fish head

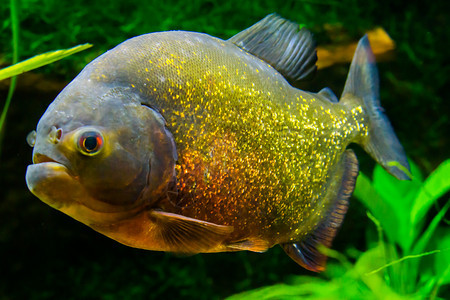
26;78;176;226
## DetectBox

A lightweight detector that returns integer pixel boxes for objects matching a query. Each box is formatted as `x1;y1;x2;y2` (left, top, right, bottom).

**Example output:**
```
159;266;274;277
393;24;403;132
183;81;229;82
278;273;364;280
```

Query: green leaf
0;43;92;81
370;161;424;252
410;159;450;227
413;199;450;256
227;246;405;300
355;245;405;300
405;200;450;294
353;172;402;247
373;160;423;207
226;277;330;300
434;228;450;285
415;226;450;298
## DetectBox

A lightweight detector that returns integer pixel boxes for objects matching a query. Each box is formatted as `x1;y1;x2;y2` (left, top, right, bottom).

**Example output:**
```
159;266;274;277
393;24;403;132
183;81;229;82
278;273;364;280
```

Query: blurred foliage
0;0;449;299
229;160;450;299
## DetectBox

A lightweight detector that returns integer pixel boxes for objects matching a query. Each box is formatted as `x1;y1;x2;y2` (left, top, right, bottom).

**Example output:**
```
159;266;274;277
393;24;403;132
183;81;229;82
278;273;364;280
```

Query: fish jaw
25;161;105;223
26;162;78;210
25;161;138;228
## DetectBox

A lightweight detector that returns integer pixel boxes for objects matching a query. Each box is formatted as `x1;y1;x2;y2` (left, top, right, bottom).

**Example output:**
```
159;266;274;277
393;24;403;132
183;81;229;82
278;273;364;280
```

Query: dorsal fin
228;13;317;83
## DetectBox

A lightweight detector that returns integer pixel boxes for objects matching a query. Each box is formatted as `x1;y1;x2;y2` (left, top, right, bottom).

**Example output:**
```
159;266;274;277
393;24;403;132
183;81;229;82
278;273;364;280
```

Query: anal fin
226;238;270;253
282;149;359;272
150;210;234;253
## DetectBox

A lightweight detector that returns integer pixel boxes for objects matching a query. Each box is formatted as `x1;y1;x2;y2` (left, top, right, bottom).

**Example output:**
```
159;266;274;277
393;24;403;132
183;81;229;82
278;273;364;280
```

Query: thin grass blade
0;43;92;81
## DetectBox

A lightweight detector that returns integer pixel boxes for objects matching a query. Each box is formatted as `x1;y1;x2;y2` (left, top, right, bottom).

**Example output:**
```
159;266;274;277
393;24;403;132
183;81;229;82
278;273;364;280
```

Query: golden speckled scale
93;31;366;245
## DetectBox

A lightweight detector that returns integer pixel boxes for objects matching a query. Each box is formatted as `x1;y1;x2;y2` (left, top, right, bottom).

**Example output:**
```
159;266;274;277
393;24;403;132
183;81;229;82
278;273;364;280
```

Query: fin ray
282;149;359;272
150;210;233;253
228;13;317;83
226;238;270;253
341;35;410;180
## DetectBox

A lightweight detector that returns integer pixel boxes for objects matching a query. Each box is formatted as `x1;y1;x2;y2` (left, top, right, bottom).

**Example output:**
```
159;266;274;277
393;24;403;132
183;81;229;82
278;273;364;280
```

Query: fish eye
77;130;104;156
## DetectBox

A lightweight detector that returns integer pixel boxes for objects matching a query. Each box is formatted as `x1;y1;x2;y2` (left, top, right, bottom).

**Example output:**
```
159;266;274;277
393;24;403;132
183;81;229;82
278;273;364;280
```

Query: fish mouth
33;153;60;164
29;152;74;178
26;153;133;223
26;152;76;209
30;153;74;176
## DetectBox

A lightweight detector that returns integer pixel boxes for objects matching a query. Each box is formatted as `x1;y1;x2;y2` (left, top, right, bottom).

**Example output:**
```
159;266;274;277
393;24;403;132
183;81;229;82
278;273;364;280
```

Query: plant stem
0;0;20;155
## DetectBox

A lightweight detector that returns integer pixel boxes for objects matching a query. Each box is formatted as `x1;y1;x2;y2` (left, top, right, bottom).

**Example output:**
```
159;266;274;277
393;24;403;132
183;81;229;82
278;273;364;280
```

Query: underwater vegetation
229;160;450;299
0;0;449;299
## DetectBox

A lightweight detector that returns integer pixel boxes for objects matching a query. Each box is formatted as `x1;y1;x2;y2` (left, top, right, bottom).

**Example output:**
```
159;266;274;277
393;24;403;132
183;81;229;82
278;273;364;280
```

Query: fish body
26;14;409;271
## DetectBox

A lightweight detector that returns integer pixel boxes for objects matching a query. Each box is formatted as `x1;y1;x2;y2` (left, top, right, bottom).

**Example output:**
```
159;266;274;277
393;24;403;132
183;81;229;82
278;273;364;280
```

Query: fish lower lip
26;162;75;209
27;162;68;176
26;162;74;194
28;160;75;178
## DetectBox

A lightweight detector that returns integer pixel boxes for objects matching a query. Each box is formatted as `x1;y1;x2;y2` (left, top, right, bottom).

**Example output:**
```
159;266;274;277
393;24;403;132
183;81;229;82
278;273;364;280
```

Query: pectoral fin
149;210;234;253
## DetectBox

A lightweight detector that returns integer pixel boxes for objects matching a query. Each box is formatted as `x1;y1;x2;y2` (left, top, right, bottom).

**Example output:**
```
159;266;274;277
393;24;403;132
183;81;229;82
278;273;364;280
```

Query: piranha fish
26;14;410;272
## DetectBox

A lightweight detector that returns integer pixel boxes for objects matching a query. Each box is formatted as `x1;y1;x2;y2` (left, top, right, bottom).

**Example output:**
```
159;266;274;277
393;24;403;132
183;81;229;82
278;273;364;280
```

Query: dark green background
0;0;448;299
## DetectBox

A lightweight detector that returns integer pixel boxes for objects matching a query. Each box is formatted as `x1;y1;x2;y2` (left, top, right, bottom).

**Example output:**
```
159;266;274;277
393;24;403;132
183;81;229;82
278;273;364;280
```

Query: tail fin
341;35;410;180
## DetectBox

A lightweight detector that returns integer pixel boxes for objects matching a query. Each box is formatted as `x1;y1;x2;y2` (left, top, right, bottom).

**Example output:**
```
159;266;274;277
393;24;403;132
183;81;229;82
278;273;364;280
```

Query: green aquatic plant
0;0;20;154
0;43;92;82
354;159;450;297
227;159;450;299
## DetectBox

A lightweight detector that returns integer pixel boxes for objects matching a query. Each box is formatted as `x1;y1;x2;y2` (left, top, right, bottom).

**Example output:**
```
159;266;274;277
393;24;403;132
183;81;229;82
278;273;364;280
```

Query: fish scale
92;31;367;243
